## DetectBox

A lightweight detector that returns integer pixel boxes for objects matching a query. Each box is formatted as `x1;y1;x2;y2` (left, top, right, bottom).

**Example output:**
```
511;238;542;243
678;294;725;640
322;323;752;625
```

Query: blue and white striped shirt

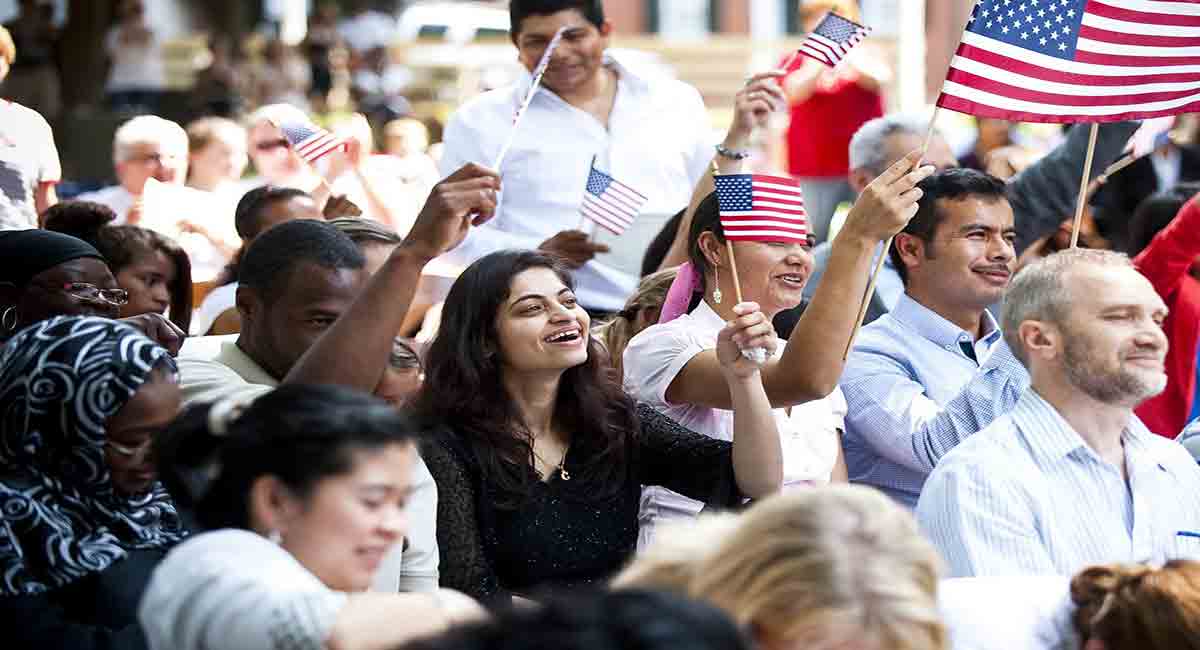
917;390;1200;578
840;293;1030;507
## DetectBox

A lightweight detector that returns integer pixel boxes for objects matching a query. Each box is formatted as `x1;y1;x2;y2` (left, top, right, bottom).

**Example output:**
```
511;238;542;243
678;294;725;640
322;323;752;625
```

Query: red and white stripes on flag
580;162;647;236
278;119;347;164
794;12;872;68
713;174;809;244
938;0;1200;123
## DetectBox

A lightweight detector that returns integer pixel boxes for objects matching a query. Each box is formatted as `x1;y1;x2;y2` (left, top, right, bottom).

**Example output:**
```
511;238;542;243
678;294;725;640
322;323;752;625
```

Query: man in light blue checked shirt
840;169;1030;508
918;249;1200;577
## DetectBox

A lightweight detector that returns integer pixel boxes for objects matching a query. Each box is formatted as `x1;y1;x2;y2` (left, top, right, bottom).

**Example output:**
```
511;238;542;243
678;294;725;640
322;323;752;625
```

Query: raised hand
725;70;788;149
401;163;501;261
538;230;610;269
120;313;185;356
840;150;936;242
322;194;364;219
716;302;778;379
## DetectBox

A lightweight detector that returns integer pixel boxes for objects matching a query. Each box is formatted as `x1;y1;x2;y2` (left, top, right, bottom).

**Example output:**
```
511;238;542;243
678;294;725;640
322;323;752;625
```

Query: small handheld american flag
792;12;871;70
580;161;647;236
277;118;347;164
714;174;808;244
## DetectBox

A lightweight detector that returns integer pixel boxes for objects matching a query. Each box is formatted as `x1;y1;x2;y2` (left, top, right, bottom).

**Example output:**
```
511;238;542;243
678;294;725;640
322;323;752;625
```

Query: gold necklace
532;445;571;481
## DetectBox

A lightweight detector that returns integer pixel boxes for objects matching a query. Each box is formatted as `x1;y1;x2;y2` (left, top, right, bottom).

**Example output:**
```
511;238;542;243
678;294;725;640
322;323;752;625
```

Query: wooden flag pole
725;239;769;364
725;240;746;305
1069;123;1101;249
841;111;939;360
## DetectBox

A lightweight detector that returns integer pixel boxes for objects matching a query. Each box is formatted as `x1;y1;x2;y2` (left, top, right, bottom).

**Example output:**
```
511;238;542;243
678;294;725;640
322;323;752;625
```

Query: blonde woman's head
612;513;740;591
619;486;946;650
594;267;676;378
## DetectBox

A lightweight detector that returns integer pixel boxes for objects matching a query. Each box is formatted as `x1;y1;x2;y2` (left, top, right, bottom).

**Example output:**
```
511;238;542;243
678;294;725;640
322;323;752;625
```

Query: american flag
713;174;808;244
938;0;1200;123
580;162;647;235
794;12;871;68
278;119;346;164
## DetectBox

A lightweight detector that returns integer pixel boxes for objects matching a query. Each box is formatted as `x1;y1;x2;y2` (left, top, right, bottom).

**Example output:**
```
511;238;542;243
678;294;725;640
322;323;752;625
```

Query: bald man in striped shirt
917;248;1200;578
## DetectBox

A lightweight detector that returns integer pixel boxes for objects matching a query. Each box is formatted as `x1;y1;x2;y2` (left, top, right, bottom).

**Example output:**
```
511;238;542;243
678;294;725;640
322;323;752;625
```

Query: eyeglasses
254;138;290;152
128;152;168;165
48;282;130;306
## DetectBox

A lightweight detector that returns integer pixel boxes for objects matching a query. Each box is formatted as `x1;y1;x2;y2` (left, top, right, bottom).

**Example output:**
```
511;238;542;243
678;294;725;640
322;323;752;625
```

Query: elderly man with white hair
917;248;1200;578
76;114;188;223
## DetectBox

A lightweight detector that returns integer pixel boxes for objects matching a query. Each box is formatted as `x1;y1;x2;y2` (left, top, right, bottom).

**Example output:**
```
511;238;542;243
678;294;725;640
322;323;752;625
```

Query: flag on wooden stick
714;174;809;244
937;0;1200;123
278;118;346;164
791;12;871;70
580;161;647;235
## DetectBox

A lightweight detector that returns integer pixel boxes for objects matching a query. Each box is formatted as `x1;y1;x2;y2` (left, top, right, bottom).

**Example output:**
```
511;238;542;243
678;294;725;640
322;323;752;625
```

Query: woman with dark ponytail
140;383;482;650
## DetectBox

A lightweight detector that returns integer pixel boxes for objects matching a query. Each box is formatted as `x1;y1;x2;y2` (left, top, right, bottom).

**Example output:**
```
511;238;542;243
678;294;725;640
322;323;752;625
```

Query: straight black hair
889;168;1009;285
407;589;753;650
510;0;604;36
155;384;417;531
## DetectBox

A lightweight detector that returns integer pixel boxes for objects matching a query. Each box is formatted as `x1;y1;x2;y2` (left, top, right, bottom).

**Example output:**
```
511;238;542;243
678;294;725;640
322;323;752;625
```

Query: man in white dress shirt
76;115;188;223
439;0;715;313
917;248;1200;577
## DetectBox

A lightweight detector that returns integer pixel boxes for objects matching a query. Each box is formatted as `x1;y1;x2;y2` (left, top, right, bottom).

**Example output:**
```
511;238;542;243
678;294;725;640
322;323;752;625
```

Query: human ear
1018;320;1058;360
247;475;302;538
697;231;726;269
894;233;925;273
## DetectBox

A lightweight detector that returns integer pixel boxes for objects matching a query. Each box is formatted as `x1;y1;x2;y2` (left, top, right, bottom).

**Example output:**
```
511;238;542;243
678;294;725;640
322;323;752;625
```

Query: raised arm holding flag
438;1;717;313
845;0;1193;356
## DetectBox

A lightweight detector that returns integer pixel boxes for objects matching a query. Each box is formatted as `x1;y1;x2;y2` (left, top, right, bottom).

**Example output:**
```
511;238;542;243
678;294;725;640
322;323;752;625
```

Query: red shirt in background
1134;194;1200;437
786;69;884;179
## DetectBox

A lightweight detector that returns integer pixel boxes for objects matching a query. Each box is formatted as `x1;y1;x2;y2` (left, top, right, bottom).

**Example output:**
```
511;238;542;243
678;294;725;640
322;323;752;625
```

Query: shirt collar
891;293;1002;352
1014;389;1152;461
689;299;727;334
219;341;281;387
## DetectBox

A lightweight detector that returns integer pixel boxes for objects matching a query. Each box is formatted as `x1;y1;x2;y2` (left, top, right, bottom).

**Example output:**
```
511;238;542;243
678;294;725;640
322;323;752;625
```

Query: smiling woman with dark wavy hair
410;249;783;603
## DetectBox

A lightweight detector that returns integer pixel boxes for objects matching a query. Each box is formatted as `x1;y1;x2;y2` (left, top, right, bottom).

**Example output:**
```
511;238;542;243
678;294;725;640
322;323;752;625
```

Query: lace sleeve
419;436;503;601
632;403;742;509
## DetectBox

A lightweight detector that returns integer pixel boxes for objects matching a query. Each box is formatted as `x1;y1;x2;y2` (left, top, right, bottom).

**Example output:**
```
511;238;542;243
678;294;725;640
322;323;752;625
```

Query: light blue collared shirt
839;293;1030;507
917;390;1200;578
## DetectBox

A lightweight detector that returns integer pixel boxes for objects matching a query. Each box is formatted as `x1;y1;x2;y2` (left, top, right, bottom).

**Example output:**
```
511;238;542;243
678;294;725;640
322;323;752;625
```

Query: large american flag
278;119;346;164
713;174;808;244
938;0;1200;123
794;12;871;68
580;163;647;235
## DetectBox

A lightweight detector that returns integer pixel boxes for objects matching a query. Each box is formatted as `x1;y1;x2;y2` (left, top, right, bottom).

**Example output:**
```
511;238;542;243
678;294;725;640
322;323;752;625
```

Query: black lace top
421;403;742;602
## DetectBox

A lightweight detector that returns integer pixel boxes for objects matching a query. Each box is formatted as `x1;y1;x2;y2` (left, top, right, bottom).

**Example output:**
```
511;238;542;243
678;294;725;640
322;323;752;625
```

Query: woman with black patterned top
412;250;784;603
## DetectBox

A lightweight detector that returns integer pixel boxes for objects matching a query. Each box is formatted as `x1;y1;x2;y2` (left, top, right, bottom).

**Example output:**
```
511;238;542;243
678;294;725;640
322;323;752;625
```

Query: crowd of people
4;1;1200;649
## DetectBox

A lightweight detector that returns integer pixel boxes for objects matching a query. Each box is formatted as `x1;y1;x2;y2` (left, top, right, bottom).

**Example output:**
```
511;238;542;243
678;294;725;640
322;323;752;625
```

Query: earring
712;267;723;304
1;307;16;332
267;529;283;545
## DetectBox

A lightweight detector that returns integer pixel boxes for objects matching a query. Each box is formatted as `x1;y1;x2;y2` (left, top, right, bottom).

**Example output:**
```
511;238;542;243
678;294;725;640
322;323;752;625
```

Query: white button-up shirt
438;54;714;311
624;300;845;548
917;389;1200;578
